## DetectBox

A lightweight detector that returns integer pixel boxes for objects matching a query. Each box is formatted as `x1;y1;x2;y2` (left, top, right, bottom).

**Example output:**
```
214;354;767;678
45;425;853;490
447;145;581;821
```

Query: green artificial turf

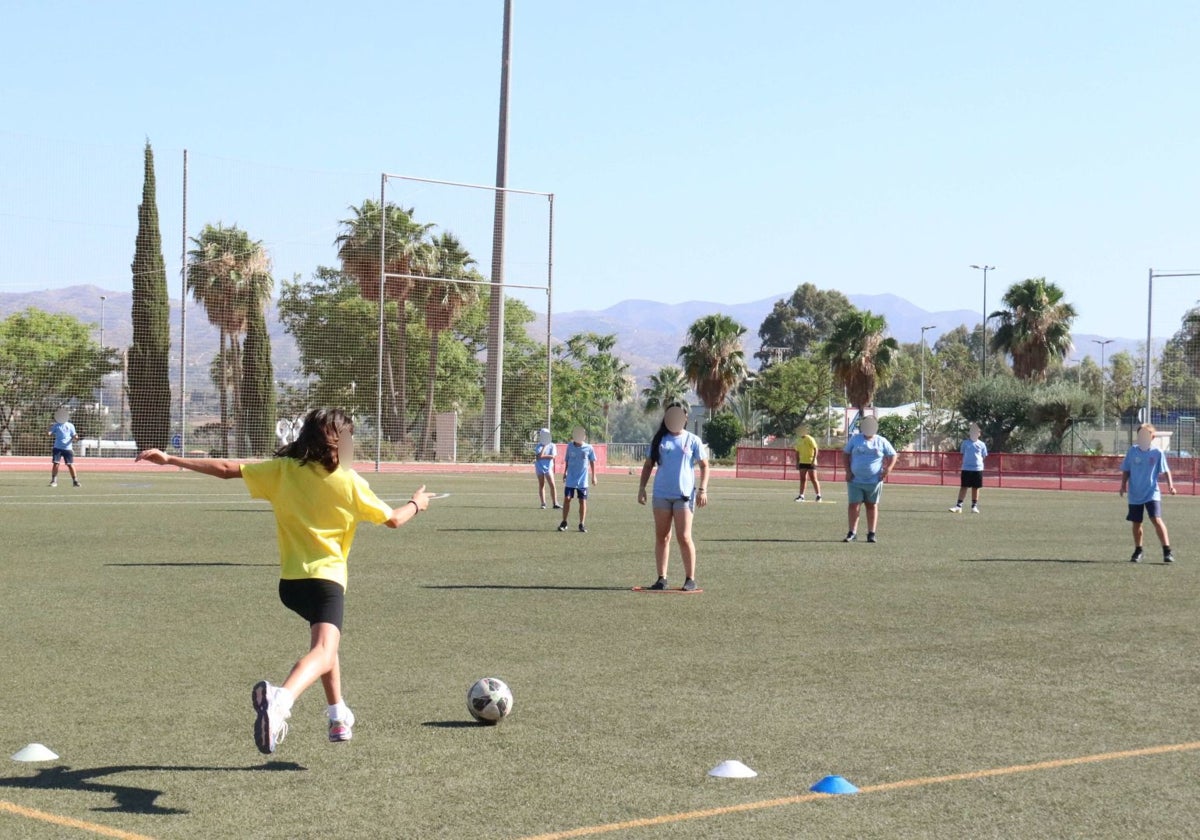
1;472;1198;839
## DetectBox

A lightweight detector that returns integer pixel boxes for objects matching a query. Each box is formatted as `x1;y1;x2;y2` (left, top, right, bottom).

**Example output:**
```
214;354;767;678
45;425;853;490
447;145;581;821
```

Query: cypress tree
240;303;275;456
128;141;172;449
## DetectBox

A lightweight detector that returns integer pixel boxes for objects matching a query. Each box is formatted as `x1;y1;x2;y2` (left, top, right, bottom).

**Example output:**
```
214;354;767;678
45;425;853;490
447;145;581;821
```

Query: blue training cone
810;774;858;794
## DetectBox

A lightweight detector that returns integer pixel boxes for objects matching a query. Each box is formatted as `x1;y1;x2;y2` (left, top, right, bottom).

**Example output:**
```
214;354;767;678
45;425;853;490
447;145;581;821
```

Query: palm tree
335;200;431;442
821;309;898;410
641;365;690;414
414;232;480;458
988;277;1077;382
678;315;748;413
187;223;272;457
587;334;633;442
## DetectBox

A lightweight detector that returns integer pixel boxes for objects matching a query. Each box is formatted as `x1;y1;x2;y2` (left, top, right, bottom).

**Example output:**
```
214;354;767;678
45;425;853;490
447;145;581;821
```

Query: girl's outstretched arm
136;448;244;480
386;485;435;528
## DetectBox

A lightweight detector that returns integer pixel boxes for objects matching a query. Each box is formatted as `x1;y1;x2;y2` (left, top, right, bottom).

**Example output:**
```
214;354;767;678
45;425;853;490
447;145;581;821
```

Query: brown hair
275;408;352;472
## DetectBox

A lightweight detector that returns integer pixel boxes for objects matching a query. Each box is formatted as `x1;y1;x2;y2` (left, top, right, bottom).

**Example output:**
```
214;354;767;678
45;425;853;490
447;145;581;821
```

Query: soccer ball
467;677;513;724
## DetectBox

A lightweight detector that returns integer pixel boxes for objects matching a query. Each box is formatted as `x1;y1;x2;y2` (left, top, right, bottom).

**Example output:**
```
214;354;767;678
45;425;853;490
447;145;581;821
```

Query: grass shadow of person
0;761;303;815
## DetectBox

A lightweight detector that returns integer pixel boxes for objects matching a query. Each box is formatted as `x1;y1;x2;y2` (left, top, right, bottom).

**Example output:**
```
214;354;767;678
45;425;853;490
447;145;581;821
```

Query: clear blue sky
3;0;1199;339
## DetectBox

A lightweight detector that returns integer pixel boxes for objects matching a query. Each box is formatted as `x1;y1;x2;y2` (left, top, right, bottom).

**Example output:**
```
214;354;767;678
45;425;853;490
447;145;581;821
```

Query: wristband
407;499;420;515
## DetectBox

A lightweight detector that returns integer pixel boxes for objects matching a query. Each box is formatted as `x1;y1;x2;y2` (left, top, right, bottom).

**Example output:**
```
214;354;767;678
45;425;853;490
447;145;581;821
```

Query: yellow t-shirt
240;458;393;588
795;435;818;465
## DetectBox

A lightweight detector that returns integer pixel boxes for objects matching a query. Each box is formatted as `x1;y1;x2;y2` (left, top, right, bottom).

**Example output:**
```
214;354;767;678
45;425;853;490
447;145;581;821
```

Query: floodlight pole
1145;269;1200;425
970;265;994;377
919;325;935;450
99;295;106;454
1092;338;1113;432
483;0;514;454
179;149;188;456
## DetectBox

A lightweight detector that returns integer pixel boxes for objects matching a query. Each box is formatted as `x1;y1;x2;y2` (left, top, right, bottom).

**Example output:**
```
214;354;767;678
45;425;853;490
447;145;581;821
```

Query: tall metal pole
971;265;994;377
545;192;554;431
1145;268;1154;425
483;0;513;454
180;149;188;454
376;174;387;471
920;324;935;450
1092;338;1113;432
99;295;107;453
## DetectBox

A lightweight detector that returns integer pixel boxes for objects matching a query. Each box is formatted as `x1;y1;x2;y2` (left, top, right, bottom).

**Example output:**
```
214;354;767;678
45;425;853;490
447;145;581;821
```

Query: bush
703;412;743;459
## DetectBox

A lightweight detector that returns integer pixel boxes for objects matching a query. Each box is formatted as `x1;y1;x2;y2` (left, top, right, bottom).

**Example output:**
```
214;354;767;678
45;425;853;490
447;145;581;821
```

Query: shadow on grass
104;562;276;568
961;557;1109;564
702;538;837;543
421;720;484;729
422;584;629;592
0;761;304;815
437;527;549;532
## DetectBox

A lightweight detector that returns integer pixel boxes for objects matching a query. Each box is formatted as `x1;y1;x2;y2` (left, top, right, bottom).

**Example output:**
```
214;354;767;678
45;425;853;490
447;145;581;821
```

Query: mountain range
0;285;1145;384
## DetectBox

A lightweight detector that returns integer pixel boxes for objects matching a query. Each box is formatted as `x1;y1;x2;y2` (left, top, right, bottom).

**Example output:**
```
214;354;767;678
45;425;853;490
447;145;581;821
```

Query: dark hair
275;408;352;472
648;401;688;466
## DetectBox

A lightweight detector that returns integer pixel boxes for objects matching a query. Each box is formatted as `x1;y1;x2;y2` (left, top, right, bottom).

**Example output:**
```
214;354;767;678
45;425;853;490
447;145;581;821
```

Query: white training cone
12;743;58;762
708;759;757;778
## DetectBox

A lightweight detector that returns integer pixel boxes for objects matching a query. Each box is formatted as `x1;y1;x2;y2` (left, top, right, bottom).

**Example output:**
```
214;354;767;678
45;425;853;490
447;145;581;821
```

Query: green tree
988;277;1077;382
414;232;481;458
822;309;898;409
956;376;1037;452
1028;382;1100;452
0;309;117;453
753;355;833;435
239;302;275;456
641;365;690;414
551;332;634;443
187;222;273;456
872;341;921;406
876;414;919;450
335;200;431;442
679;314;748;413
755;283;854;365
703;411;743;459
128;140;172;450
1107;350;1144;421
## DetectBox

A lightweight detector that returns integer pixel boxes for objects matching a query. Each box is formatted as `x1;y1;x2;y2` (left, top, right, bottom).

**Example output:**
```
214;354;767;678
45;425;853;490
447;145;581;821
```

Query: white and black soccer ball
467;677;513;724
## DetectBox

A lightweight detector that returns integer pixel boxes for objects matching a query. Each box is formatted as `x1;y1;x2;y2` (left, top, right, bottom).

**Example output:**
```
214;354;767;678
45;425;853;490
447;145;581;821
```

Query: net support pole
545;193;554;430
179;149;188;455
1144;268;1153;424
483;0;513;454
376;173;387;471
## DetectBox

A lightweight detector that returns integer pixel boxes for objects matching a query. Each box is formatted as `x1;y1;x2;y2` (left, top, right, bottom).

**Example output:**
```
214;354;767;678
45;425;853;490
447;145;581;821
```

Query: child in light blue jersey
637;402;709;590
559;426;596;533
533;428;560;510
1120;423;1176;563
48;409;81;488
950;424;988;513
841;415;897;543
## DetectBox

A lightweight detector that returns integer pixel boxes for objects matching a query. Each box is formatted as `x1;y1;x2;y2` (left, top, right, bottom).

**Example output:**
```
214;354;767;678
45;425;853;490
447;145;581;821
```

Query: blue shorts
535;463;552;476
52;447;74;465
847;481;883;505
565;486;588;500
652;495;695;513
1126;500;1162;523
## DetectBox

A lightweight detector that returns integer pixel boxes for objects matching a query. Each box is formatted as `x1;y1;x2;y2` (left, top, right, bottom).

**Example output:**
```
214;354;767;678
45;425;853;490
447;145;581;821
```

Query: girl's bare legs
673;506;696;579
653;507;674;577
283;622;342;703
537;474;547;506
545;473;558;507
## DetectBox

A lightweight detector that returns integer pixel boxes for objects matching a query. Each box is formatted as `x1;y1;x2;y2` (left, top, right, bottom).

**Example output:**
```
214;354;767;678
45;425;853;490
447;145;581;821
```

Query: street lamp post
970;265;995;377
919;324;936;451
1092;338;1114;433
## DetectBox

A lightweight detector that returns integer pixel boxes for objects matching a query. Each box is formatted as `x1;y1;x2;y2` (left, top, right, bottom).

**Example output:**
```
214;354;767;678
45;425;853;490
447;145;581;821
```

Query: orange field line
518;740;1200;840
0;798;156;840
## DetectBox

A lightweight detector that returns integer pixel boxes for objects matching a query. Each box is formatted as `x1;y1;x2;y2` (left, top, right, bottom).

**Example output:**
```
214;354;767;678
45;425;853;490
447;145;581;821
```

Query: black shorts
960;470;984;489
278;578;346;630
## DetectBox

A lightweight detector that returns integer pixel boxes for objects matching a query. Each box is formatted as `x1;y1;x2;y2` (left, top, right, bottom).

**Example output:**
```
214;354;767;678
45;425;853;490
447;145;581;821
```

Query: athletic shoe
557;521;568;532
948;505;962;513
970;505;979;514
1164;550;1175;564
49;480;57;487
72;480;81;488
1130;547;1144;563
843;532;856;543
682;578;697;591
866;532;877;543
552;504;562;510
648;577;668;590
795;494;805;502
252;680;290;755
578;523;587;533
815;495;822;502
328;709;356;743
540;503;547;510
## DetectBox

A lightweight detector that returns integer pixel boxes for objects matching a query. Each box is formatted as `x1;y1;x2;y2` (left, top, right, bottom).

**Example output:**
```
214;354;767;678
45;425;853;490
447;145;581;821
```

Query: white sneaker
971;505;980;514
252;680;290;754
948;505;961;513
49;480;57;487
328;708;356;743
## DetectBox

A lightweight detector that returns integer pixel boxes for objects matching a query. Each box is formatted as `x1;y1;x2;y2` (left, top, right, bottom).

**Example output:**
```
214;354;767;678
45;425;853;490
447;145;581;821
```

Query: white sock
328;700;351;720
273;686;295;712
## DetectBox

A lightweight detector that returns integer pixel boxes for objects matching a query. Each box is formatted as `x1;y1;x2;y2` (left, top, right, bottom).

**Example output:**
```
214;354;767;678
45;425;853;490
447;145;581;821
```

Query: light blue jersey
650;431;706;499
843;433;896;484
50;421;77;450
564;442;596;488
1122;446;1169;505
960;438;988;472
534;442;556;476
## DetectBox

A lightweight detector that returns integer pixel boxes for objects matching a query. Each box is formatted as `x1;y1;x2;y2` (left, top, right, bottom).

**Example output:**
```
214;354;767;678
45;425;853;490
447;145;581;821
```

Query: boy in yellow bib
137;408;435;754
